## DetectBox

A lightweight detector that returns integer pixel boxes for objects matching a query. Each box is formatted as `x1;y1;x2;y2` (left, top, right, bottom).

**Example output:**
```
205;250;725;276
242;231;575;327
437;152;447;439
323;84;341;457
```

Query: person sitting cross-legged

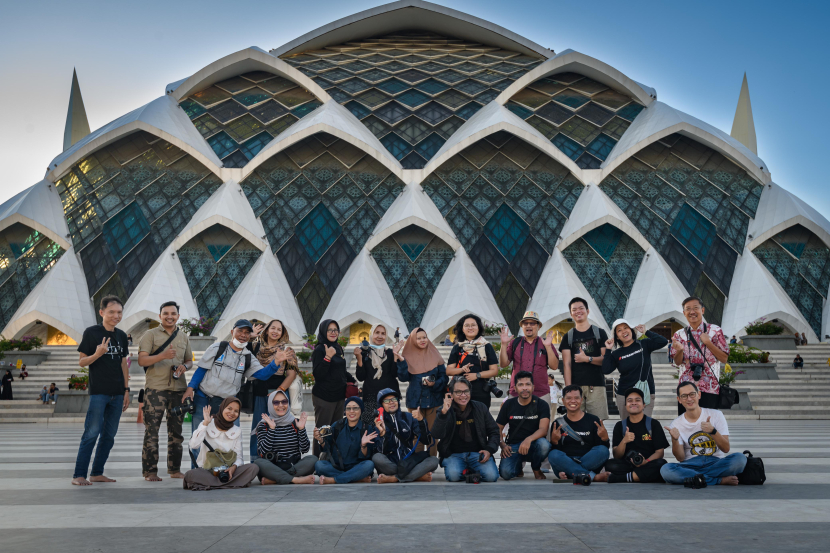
431;376;500;482
497;370;551;480
372;388;439;483
314;396;377;484
252;390;317;485
595;388;668;483
547;385;610;483
660;382;747;488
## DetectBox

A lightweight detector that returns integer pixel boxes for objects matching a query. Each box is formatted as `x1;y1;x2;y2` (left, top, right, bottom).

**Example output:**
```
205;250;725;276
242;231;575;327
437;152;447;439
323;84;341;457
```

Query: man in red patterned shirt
670;297;729;415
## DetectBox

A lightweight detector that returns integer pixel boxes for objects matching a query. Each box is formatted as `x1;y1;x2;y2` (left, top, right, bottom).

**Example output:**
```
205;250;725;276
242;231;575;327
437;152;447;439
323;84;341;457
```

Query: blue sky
1;0;827;214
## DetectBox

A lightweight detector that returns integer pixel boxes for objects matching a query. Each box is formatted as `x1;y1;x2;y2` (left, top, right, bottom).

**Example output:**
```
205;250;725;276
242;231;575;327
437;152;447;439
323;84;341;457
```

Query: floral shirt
670;323;728;395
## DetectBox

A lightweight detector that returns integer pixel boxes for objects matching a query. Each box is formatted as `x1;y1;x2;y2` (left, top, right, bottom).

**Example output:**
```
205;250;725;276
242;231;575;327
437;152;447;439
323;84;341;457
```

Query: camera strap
685;324;717;379
555;416;585;446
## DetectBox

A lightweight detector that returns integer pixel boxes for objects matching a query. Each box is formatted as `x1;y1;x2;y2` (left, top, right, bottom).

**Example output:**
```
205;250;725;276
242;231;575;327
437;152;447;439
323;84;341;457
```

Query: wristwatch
709;427;718;435
124;387;131;393
588;356;593;363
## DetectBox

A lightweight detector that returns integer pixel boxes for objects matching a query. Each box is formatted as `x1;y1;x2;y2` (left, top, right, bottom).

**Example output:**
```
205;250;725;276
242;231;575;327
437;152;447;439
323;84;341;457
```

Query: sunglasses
345;407;361;412
272;399;289;406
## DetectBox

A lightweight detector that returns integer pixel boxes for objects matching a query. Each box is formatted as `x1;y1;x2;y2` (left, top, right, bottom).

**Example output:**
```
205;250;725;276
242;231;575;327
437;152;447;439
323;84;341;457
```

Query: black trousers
605;458;667;483
678;391;718;415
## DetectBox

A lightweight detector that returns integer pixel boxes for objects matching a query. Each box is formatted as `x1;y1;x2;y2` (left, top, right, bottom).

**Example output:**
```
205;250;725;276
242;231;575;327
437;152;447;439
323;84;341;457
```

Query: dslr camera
171;397;194;417
211;465;231;483
625;450;645;466
422;374;435;386
462;469;481;484
690;363;705;381
573;472;592;486
482;379;504;398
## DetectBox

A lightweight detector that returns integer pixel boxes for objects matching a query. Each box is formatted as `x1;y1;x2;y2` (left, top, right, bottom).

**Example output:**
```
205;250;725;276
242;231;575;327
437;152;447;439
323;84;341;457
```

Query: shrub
296;351;312;363
179;316;219;336
67;367;89;391
0;335;44;359
744;318;784;336
719;364;745;385
299;370;314;387
728;344;765;364
483;323;505;336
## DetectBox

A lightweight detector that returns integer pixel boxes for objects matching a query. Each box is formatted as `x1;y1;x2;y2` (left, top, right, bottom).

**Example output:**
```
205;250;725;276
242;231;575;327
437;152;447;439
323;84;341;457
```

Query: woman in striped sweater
252;390;317;485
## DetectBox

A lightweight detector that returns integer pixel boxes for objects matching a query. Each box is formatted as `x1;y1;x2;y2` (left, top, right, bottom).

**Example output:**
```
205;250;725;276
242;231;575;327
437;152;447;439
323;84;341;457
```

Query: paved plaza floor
2;420;830;552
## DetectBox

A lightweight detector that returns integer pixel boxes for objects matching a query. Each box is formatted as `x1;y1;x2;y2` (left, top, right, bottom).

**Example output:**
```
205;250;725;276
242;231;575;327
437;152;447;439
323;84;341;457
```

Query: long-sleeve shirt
311;344;356;402
602;330;668;395
254;420;310;461
188;342;279;398
396;361;447;410
323;420;373;470
356;348;399;403
189;419;244;467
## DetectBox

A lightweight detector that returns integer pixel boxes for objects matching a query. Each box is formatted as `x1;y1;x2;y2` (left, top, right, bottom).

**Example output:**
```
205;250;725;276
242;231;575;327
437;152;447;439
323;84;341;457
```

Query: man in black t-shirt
547;385;610;482
596;388;668;483
71;295;131;486
560;298;609;419
497;371;551;480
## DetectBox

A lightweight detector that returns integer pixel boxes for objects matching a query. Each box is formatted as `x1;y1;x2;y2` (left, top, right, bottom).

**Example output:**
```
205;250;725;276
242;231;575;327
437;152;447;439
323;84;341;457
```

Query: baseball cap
233;319;253;331
623;387;645;400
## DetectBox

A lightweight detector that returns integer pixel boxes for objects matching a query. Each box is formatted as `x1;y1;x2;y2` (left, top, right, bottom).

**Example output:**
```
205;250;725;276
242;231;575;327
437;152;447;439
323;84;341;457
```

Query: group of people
69;293;748;490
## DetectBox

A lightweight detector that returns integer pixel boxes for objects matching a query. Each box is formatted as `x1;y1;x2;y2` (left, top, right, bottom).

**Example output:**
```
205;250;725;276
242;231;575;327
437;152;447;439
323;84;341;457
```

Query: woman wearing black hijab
311;319;356;457
1;370;13;400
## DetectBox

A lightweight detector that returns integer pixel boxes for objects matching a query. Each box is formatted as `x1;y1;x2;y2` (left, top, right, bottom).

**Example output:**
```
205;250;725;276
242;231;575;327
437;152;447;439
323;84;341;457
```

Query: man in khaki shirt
137;301;193;481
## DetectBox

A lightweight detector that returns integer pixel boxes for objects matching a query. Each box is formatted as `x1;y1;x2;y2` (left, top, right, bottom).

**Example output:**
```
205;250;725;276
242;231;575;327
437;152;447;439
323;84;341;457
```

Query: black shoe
683;475;707;489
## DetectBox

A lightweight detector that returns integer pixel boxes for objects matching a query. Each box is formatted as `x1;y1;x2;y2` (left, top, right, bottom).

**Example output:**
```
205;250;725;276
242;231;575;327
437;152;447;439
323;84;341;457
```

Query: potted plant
740;318;795;351
57;368;92;414
726;344;779;380
0;335;50;365
483;322;505;343
179;316;219;351
718;365;752;410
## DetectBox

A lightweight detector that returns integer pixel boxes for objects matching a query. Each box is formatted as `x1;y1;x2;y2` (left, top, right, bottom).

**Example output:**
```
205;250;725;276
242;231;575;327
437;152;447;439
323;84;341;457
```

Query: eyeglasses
679;392;698;400
683;306;702;313
345;407;361;412
381;398;398;405
452;390;471;396
327;328;339;334
272;400;289;406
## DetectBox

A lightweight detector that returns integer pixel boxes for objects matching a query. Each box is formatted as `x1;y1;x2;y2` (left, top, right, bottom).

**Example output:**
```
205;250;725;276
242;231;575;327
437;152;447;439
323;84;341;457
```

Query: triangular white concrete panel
2;248;95;343
748;182;830;251
420;248;506;341
212;251;306;341
321;248;408;336
721;247;818;342
624;247;688;329
730;73;757;155
172;181;267;251
558;184;650;252
365;181;460;251
121;245;199;334
48;95;222;182
0;180;71;249
528;249;609;332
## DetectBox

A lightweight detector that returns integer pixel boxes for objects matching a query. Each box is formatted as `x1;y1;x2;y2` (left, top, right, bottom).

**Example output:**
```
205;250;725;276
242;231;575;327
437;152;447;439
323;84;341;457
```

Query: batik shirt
670;324;728;394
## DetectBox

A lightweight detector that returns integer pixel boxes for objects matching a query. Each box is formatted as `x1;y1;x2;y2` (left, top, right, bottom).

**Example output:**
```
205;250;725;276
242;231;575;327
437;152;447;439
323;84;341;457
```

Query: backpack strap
622;416;653;437
215;341;229;362
621;417;627;436
644;415;652;436
566;328;574;348
591;325;600;344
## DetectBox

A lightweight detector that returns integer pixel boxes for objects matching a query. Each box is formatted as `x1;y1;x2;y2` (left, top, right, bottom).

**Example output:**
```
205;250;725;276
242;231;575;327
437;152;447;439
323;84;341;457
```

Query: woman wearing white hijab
354;324;399;425
252;390;317;485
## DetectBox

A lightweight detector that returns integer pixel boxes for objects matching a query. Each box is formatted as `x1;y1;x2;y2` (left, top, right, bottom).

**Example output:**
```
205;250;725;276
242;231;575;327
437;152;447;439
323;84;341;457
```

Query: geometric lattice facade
177;225;261;326
54;130;220;314
0;223;64;328
370;225;454;330
598;133;764;325
753;225;830;336
423;131;583;333
239;132;405;332
180;72;323;168
507;72;645;169
282;33;543;169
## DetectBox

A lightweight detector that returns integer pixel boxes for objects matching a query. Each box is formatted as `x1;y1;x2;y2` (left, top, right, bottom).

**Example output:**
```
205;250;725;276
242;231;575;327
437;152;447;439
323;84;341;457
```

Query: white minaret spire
63;68;90;151
730;72;757;155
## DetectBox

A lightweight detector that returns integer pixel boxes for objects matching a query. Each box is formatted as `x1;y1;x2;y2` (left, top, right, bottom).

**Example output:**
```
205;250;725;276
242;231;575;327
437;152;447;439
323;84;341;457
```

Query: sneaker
683;475;707;489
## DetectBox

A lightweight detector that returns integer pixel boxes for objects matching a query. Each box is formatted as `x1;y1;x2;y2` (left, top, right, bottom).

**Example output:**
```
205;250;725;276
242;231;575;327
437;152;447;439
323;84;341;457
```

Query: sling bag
141;328;179;373
685;327;738;409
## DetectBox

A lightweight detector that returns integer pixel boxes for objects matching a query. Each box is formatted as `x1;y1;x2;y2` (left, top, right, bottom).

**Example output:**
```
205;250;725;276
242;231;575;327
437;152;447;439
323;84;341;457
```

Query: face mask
232;337;247;349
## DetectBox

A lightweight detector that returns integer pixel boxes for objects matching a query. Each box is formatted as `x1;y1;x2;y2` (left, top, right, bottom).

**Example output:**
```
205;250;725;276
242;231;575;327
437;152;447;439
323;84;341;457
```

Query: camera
422;374;435;386
690;363;704;381
172;364;182;380
463;469;481;484
556;405;567;415
263;451;279;463
573;472;592;486
625;450;645;466
212;465;231;483
171;397;194;417
318;425;332;437
482;379;504;398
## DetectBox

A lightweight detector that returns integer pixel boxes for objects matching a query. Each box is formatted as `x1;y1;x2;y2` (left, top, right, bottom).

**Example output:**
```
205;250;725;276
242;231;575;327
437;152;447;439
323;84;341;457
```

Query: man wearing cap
499;310;559;407
371;388;439;483
183;319;280;462
595;388;669;483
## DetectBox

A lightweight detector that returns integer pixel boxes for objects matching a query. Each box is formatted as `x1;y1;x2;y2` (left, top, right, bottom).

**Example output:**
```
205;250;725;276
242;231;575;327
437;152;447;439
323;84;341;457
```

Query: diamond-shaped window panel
483;204;530;263
102;202;151;263
316;235;357;295
248;100;288;125
375;101;410;125
578;102;615;127
295;203;342;263
380;132;413;160
397;117;431;145
297;272;332;333
495;273;530;335
415;133;446;160
552;89;591;109
397;69;430;84
233;87;271;107
536;102;573;126
340;78;372;95
208;100;247;124
415;102;452;125
376;78;410;95
393;225;435;262
670;203;717;262
582;224;623;262
415;78;450;95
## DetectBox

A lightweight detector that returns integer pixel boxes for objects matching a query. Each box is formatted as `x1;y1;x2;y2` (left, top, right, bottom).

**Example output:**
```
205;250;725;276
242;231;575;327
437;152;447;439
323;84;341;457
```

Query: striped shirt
255;420;310;461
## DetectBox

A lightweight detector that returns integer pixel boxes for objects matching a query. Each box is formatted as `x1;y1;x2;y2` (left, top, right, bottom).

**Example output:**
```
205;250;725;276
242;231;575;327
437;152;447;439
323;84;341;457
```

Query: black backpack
737;450;766;485
214;341;253;414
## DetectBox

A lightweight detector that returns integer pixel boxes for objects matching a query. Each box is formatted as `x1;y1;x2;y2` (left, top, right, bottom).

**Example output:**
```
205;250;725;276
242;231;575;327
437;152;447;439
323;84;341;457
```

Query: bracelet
323;356;331;362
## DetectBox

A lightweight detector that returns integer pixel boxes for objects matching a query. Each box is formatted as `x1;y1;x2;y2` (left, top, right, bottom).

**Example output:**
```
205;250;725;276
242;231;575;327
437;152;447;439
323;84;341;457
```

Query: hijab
251;390;295;434
345;396;364;413
213;396;241;432
255;320;296;374
316;319;343;356
368;323;388;378
403;328;445;375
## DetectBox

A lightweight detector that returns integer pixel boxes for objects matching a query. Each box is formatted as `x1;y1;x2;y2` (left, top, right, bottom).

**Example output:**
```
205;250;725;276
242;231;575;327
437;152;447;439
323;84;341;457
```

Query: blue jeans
499;438;551;480
548;445;610;479
660;453;748;486
191;394;240;468
315;459;375;483
441;452;499;482
250;395;268;459
73;394;123;479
